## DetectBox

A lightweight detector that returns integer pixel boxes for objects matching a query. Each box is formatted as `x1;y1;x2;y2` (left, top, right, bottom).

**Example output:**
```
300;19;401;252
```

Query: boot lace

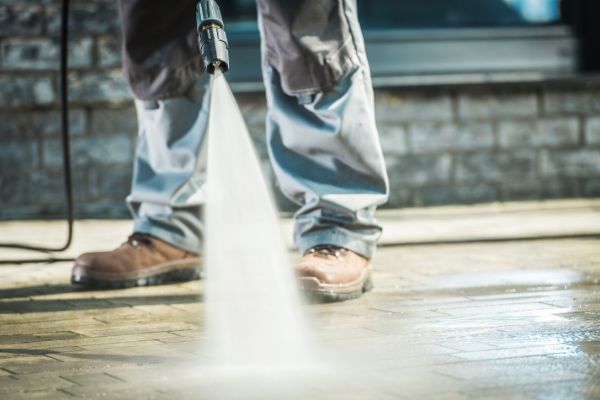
307;245;347;260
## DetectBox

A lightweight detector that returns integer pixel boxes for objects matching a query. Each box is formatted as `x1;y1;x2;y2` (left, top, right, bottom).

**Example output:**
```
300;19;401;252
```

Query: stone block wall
0;0;131;219
376;86;600;207
2;0;600;219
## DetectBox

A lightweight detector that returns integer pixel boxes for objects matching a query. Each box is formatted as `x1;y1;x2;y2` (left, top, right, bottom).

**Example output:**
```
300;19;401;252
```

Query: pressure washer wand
196;0;229;74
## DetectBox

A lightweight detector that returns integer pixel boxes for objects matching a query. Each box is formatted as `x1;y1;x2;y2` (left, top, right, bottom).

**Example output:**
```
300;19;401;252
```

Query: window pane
503;0;561;23
220;0;256;28
220;0;563;31
357;0;562;29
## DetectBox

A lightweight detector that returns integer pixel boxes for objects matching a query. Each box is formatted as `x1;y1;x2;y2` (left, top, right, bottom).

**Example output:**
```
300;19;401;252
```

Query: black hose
0;0;74;258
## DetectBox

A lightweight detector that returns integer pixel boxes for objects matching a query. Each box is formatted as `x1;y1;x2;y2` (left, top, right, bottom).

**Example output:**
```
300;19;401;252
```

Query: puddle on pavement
420;268;598;295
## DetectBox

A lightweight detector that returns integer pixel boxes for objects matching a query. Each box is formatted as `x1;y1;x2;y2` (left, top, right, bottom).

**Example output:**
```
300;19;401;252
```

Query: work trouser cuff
133;219;202;255
296;227;377;259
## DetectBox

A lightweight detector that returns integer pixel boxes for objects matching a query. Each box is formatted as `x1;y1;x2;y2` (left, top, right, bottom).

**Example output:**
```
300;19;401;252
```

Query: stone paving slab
0;200;600;398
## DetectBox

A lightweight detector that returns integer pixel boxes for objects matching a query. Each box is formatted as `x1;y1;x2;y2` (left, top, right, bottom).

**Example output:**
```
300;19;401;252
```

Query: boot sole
71;260;201;289
299;273;373;303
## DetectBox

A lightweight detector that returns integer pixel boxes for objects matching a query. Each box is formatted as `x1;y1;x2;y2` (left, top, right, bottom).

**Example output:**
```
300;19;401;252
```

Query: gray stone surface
88;165;132;201
0;140;38;170
0;167;87;208
0;75;54;107
540;149;600;177
46;2;120;36
0;109;86;138
416;183;498;206
0;4;44;36
375;90;453;122
90;107;137;136
540;179;582;199
544;89;600;115
384;185;413;208
378;124;409;156
67;70;131;103
1;38;58;70
42;135;133;168
498;118;580;148
1;37;92;70
584;117;600;145
457;90;538;119
408;121;495;153
97;35;122;68
455;151;537;183
582;178;600;196
387;154;452;187
500;180;543;201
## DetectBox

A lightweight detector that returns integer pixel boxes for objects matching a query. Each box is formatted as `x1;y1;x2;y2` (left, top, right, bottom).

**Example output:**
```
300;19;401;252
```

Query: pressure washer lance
196;0;229;74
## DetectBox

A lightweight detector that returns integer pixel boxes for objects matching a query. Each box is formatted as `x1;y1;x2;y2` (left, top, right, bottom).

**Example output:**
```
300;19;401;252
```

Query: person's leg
122;0;208;253
72;0;207;287
263;67;388;258
257;0;389;300
118;0;203;101
127;79;209;254
258;0;389;258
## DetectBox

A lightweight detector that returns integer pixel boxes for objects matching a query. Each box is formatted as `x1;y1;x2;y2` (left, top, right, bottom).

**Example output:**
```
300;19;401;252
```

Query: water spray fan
196;0;230;74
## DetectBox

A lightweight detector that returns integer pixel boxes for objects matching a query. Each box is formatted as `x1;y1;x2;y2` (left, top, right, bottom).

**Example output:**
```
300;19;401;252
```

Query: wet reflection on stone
424;268;587;291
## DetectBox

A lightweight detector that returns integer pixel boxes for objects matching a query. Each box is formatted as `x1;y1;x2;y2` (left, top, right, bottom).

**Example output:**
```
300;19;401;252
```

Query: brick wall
2;0;600;219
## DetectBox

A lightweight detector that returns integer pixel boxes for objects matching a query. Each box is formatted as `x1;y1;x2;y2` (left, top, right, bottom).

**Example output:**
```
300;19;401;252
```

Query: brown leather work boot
296;245;373;302
71;233;201;288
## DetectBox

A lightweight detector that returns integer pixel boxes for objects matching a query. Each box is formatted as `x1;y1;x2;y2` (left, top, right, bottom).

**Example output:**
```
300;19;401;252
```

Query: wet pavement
1;200;600;399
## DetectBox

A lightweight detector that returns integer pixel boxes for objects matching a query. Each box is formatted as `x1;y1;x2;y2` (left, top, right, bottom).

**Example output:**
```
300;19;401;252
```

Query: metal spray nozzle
196;0;230;74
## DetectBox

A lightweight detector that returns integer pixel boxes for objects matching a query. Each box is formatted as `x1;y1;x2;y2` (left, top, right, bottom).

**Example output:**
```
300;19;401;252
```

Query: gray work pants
121;0;389;258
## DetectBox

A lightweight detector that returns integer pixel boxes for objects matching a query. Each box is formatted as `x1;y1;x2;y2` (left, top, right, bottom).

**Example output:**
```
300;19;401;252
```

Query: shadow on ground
0;348;183;364
0;284;78;299
0;283;203;313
